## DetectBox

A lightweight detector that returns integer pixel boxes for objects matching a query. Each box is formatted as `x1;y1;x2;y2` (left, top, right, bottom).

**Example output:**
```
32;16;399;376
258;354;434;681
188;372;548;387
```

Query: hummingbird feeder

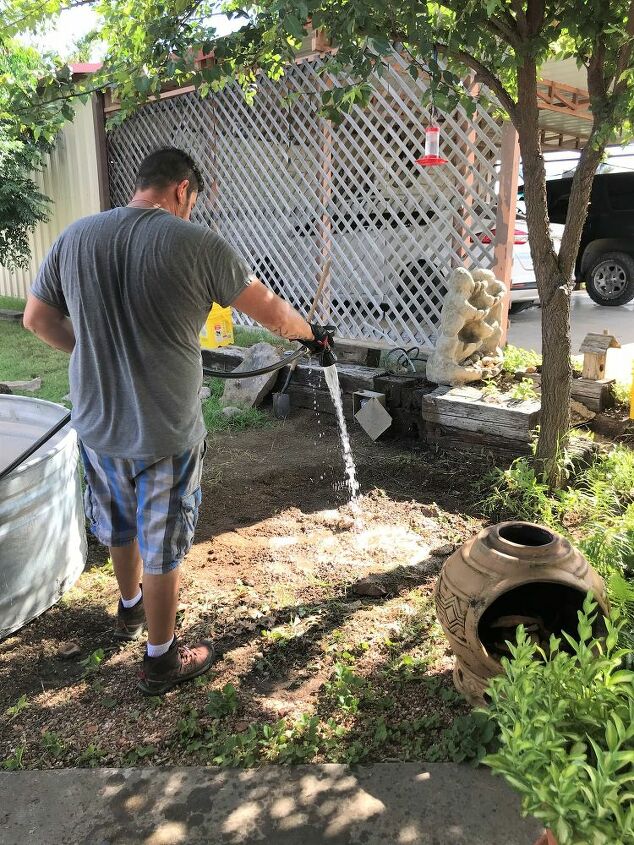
416;124;448;167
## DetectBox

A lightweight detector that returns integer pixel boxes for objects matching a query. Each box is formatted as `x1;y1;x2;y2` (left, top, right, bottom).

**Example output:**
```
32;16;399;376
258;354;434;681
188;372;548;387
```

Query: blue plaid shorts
79;439;206;575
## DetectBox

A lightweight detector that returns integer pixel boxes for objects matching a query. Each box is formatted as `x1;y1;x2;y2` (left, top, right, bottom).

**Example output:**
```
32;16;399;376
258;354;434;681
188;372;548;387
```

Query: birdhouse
578;331;620;381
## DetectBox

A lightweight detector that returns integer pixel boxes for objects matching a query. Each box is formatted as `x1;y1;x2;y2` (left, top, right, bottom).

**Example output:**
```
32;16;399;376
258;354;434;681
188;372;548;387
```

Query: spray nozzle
319;346;337;368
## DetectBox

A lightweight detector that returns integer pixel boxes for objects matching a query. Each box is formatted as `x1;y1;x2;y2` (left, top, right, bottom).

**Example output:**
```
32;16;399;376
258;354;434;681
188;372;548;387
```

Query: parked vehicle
546;171;634;306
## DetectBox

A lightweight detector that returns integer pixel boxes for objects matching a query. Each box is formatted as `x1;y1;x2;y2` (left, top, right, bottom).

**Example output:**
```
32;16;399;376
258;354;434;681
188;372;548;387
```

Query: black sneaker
138;638;216;695
114;589;145;641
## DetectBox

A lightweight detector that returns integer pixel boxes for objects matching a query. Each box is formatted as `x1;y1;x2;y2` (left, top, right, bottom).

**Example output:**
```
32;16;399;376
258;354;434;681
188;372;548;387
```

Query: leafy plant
502;345;542;375
76;744;107;767
205;684;239;719
508;378;538;403
323;661;367;714
2;744;26;770
123;744;156;765
484;596;634;845
480;457;557;524
80;648;105;674
42;731;65;759
427;711;496;764
5;694;28;720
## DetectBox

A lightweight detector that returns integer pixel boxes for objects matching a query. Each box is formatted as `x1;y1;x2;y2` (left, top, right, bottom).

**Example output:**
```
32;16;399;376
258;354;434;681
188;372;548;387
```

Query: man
24;147;331;695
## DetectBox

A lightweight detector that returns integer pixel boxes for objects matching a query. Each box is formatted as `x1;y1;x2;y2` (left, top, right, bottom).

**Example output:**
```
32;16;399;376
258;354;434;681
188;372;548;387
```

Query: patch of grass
233;326;292;350
0;321;70;404
0;295;26;311
202;377;271;433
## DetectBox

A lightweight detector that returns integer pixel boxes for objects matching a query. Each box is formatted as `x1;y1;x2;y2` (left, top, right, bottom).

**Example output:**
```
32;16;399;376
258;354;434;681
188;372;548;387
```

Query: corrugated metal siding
0;99;101;299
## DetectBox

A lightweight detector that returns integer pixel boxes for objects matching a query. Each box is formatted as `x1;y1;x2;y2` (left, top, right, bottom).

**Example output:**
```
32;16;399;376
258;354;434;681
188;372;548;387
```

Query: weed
502;345;541;374
481;377;501;400
42;731;65;759
480;458;557;523
123;745;156;765
2;744;26;770
5;694;28;720
76;744;107;767
177;708;202;743
613;378;632;406
508;378;538;402
323;661;366;714
80;648;105;674
205;684;239;719
427;711;496;764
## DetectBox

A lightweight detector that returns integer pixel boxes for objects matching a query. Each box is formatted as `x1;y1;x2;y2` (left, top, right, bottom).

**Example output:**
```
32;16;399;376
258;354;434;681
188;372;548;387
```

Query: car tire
586;251;634;306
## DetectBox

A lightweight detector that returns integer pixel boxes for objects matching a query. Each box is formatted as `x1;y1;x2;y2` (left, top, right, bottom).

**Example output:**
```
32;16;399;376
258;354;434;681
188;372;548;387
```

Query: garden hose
202;346;307;380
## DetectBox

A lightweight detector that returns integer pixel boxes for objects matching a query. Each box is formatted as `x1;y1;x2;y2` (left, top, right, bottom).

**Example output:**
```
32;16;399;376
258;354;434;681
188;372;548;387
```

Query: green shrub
484;596;634;845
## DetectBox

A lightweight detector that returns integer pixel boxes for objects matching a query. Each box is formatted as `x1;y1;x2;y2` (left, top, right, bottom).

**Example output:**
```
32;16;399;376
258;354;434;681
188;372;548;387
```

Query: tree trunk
515;59;573;486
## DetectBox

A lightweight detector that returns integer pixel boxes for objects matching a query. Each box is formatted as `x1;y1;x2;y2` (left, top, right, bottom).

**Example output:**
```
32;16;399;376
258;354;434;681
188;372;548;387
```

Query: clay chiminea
435;521;609;705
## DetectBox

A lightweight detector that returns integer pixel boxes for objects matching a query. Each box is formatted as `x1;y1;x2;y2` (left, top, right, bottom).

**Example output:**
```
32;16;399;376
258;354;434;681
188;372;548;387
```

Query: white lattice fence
107;55;502;347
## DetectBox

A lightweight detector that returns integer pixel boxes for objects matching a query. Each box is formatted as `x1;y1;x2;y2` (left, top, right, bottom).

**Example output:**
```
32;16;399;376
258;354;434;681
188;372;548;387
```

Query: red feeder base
415;155;448;166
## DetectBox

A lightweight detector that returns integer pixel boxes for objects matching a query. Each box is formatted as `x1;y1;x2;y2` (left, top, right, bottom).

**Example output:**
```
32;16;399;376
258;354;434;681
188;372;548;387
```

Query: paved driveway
508;292;634;361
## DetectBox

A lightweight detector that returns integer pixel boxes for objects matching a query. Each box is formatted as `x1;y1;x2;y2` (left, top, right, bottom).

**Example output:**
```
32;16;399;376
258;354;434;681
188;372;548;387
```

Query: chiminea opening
497;523;555;547
478;582;605;662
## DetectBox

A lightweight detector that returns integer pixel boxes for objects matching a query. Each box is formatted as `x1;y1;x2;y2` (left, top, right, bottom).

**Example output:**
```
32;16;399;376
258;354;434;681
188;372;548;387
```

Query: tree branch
614;0;634;96
486;14;522;50
526;0;545;36
439;46;517;119
510;0;528;38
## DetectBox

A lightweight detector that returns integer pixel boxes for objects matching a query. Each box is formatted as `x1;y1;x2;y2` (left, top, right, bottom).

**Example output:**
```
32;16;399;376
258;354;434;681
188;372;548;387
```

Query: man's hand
295;324;336;356
23;295;75;354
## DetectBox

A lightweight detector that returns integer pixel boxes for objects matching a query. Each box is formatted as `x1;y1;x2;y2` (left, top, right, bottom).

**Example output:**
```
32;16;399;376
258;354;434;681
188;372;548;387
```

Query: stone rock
2;377;42;392
221;406;243;419
0;384;13;395
220;342;282;408
199;386;211;400
57;641;81;659
352;579;387;598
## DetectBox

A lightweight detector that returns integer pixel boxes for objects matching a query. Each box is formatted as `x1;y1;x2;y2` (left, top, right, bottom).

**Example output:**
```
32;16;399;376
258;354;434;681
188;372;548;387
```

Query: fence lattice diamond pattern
107;55;502;348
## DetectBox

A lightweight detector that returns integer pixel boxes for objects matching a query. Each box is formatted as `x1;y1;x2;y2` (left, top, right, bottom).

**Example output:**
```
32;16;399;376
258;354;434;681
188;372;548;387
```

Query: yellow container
200;304;234;350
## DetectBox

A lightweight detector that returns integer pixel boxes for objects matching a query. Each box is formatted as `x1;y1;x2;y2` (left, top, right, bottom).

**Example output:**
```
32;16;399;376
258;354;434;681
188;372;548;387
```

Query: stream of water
323;364;360;503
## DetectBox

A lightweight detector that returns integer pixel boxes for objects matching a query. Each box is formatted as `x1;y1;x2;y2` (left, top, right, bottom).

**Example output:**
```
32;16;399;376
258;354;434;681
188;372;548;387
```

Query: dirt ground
0;411;492;770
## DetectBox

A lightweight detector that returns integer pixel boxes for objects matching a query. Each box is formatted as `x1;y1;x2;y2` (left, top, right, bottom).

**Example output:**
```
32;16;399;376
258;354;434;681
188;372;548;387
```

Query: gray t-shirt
32;207;252;459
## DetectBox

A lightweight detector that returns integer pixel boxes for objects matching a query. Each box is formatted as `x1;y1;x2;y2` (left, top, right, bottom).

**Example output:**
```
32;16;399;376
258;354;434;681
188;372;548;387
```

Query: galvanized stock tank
0;395;86;639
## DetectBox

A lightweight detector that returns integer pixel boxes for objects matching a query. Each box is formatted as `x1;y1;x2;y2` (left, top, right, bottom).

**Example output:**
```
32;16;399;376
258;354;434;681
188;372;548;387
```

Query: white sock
121;590;142;609
147;637;174;658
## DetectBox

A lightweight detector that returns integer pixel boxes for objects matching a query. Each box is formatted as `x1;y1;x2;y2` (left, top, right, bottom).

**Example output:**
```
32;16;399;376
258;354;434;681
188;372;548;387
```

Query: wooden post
492;122;520;345
92;93;111;211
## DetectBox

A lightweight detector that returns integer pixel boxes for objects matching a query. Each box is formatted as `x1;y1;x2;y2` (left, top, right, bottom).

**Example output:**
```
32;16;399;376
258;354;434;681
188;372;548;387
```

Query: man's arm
23;295;75;354
232;280;314;342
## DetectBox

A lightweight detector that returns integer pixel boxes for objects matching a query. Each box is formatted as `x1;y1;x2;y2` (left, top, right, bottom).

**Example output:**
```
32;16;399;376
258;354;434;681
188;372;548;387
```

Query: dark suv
547;171;634;306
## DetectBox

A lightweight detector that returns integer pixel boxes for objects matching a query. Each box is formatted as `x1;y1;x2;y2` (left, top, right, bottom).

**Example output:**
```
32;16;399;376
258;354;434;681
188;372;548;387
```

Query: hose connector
319;346;337;368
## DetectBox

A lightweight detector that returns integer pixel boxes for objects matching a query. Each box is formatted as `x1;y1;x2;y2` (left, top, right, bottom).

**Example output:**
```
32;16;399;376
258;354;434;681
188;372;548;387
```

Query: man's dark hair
135;147;204;194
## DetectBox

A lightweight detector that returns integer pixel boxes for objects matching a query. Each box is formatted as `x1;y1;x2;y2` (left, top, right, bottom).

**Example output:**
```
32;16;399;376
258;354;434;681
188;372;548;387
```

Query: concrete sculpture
426;267;506;386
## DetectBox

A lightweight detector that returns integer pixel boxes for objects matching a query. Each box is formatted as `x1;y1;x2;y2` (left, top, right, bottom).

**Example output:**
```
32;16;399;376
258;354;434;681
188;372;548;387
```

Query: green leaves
484;600;634;845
